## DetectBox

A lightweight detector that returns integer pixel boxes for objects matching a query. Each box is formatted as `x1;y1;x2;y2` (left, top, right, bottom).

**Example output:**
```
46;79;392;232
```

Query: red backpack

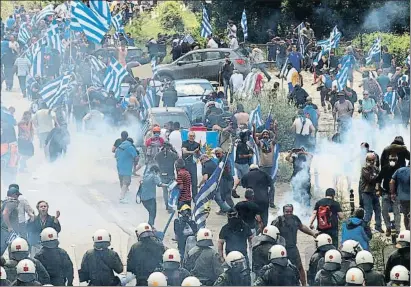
317;205;333;230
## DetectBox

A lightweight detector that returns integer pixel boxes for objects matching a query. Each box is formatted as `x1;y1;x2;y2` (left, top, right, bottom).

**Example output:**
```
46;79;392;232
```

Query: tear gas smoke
362;1;410;32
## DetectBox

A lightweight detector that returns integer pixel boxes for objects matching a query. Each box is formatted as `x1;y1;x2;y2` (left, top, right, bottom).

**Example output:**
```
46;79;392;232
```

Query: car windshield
175;82;214;97
152;112;191;128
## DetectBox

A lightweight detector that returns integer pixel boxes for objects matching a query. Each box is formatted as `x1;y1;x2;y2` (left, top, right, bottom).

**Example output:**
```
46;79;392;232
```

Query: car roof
173;79;212;85
189;48;234;53
149;107;186;114
94;46;142;52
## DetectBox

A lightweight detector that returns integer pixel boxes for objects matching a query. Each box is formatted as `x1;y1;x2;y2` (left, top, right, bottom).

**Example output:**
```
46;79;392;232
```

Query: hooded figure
341;208;372;250
307;234;335;286
380;136;410;168
34;228;74;286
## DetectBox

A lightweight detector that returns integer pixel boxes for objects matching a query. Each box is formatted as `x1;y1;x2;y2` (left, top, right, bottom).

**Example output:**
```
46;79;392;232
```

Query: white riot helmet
10;238;29;261
345;267;365;286
323;249;342;271
136;223;154;239
268;245;288;267
181;276;202;286
341;240;362;257
262;225;280;241
315;233;333;249
93;229;111;243
16;259;36;283
0;266;6;280
40;228;59;248
355;250;374;272
390;265;410;283
196;228;213;247
163;248;181;269
396;230;410;248
147;272;167;286
225;251;248;272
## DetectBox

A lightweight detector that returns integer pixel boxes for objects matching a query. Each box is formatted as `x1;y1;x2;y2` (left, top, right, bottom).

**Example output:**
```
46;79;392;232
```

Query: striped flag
183;34;195;44
103;57;128;98
329;26;342;49
89;0;112;29
70;17;83;32
384;91;398;113
167;181;180;210
40;73;72;108
248;104;264;129
194;160;226;228
241;9;248;40
71;1;109;44
151;57;158;78
279;58;289;78
200;6;212;38
18;23;31;45
141;86;156;117
365;38;381;64
31;47;45;77
297;22;305;56
112;13;123;32
336;59;351;91
316;38;330;48
32;4;55;26
46;22;64;54
88;55;106;72
270;143;280;181
249;137;260;166
88;55;106;87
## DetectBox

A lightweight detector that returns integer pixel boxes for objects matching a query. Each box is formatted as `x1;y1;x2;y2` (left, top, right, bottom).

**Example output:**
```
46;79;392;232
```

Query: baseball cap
7;187;22;196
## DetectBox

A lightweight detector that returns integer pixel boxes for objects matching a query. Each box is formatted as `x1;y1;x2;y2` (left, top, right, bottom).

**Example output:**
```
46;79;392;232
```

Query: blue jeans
362;193;382;229
142;198;156;227
223;78;231;99
214;178;233;212
252;63;271;81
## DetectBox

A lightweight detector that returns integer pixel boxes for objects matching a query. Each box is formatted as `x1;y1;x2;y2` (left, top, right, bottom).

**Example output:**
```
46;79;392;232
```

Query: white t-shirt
169;130;182;157
229;37;239;50
293;117;312;136
207;38;218;48
228;24;237;38
230;73;244;93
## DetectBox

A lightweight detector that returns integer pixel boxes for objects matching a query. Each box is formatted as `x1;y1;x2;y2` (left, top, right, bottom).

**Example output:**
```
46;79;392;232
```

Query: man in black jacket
220;56;234;100
380;136;410;168
162;85;178;107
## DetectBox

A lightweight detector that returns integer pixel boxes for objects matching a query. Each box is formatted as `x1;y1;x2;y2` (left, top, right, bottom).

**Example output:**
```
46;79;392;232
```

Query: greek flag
88;55;106;87
142;86;156;115
365;38;381;64
194;161;225;228
70;17;83;32
241;9;248;40
167;181;180;210
200;6;212;38
271;143;280;181
151;56;158;78
112;13;123;32
18;23;31;45
183;34;195;44
88;55;106;72
31;47;45;77
384;91;398;113
316;38;330;48
297;22;305;55
71;1;109;44
398;75;409;87
103;57;128;98
336;59;351;92
40;73;72;108
279;58;289;78
32;4;55;26
250;137;260;166
46;22;64;54
89;0;111;29
248;104;264;129
329;26;341;49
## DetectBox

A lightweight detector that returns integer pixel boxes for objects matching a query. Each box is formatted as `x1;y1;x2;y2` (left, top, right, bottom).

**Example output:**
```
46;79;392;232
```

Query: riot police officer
147;272;167;287
78;229;123;286
183;228;223;286
10;259;42;286
385;230;410;282
317;239;361;273
345;267;366;286
314;249;345;286
213;251;251;286
0;266;10;286
254;245;300;286
307;233;335;285
355;250;385;286
34;227;74;286
4;238;50;284
387;265;410;286
182;276;202;286
127;223;166;286
252;225;285;276
157;249;190;285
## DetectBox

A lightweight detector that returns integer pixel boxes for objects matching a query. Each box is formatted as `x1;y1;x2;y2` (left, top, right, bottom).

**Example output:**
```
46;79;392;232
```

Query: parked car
92;46;150;65
155;48;251;83
173;79;215;107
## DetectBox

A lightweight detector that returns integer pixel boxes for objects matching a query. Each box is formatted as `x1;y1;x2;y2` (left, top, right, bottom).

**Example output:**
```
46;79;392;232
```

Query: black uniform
307;245;335;286
4;258;50;285
317;255;355;275
213;270;251;286
10;279;42;286
127;237;166;286
34;246;74;286
173;217;197;258
313;269;345;286
79;248;123;286
254;262;300;286
363;269;385;286
157;267;190;286
0;279;10;286
252;236;286;276
384;247;410;283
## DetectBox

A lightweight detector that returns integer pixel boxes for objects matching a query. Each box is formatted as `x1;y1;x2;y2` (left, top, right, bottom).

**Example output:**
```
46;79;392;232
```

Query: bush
352;32;410;66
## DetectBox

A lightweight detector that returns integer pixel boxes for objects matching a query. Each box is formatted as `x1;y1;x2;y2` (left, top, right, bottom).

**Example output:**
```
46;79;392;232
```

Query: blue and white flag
183;34;195;44
365;38;381;64
31;47;45;77
329;26;341;49
336;59;351;92
194;160;225;228
151;56;158;78
40;73;72;108
32;4;55;26
279;58;289;78
88;55;106;72
181;130;219;149
316;38;330;48
249;137;260;166
167;181;180;210
384;91;398;113
241;9;248;40
18;23;31;45
248;104;264;129
200;6;212;38
103;57;128;98
112;13;123;32
71;1;109;44
265;112;272;130
69;17;83;32
398;74;409;87
141;86;156;118
46;22;64;54
89;0;111;29
270;143;280;181
296;22;305;55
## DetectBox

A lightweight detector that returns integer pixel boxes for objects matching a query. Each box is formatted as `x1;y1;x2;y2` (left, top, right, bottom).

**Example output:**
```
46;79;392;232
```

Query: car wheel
159;74;173;85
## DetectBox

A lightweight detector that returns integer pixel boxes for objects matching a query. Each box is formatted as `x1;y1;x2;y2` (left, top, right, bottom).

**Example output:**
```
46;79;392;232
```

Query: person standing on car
220;56;234;101
182;131;200;199
162;85;178;107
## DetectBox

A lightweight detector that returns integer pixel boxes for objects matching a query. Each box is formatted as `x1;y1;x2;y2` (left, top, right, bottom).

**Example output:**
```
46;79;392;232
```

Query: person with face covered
78;229;123;286
376;154;402;236
355;250;385;286
27;200;61;257
232;130;253;198
34;228;73;286
174;205;198;258
359;153;383;233
307;233;335;286
155;249;190;286
254;244;300;286
380;136;410;169
214;251;251;286
145;126;165;165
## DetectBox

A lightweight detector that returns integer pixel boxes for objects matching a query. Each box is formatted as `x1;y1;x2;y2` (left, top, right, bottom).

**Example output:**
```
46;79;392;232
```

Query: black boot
232;189;240;198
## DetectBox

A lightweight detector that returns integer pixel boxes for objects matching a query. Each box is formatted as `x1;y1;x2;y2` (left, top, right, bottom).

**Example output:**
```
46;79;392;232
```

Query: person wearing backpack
309;188;344;247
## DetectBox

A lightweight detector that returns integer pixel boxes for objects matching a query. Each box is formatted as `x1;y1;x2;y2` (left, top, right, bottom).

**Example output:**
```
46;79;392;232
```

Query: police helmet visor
41;239;59;249
323;261;340;271
12;251;29;261
163;261;180;270
230;258;247;272
17;273;36;283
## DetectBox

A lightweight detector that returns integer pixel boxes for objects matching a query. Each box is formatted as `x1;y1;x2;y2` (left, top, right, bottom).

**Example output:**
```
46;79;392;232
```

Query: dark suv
155;48;251;83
